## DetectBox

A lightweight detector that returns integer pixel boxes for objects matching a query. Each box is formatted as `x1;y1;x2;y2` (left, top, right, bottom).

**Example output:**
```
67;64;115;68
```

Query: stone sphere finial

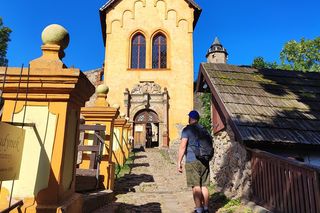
41;24;70;50
112;104;120;110
96;84;109;94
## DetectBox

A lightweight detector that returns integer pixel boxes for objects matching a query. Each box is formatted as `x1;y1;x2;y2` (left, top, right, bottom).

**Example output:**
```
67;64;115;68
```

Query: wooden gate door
133;124;146;148
133;110;159;148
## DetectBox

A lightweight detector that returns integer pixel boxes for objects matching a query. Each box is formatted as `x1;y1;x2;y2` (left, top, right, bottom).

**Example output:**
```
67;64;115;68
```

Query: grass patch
224;198;241;209
218;198;253;213
115;153;135;179
208;185;252;213
207;184;216;194
159;149;173;163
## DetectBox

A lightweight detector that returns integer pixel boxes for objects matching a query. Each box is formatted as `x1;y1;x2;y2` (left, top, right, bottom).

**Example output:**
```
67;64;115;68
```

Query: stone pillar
123;123;131;159
162;88;169;147
80;84;119;190
127;124;133;150
0;24;94;212
113;117;127;166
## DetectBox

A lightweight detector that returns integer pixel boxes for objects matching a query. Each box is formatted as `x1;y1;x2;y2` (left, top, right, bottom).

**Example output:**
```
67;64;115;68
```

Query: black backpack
190;125;214;163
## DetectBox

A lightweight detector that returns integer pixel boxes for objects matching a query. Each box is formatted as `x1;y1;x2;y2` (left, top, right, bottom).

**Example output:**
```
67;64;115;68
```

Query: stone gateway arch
124;81;169;148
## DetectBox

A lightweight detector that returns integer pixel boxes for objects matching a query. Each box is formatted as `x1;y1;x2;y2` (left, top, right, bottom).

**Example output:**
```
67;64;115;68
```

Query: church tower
99;0;201;147
206;37;228;63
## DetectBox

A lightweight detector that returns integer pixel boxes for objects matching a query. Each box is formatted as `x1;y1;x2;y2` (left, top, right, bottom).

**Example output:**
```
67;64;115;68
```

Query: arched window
131;33;146;69
152;33;167;69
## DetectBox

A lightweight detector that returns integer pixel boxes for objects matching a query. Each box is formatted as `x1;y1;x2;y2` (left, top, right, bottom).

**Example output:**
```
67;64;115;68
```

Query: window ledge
127;68;171;71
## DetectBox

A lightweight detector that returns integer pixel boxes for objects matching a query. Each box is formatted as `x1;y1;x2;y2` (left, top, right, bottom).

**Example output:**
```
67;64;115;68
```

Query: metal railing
248;148;320;213
0;65;26;212
0;200;23;213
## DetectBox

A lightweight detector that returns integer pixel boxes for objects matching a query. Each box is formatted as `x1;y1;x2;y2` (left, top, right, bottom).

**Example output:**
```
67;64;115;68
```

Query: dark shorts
185;160;210;187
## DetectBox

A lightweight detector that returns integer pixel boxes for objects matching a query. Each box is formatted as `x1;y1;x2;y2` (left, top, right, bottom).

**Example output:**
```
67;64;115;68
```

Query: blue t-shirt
181;123;203;163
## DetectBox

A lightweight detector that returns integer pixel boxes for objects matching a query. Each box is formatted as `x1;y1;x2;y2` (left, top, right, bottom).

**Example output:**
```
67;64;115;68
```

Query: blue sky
1;0;320;78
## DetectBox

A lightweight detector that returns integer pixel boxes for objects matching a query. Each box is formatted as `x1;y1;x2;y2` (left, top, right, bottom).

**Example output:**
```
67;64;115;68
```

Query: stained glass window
131;33;146;69
152;33;167;69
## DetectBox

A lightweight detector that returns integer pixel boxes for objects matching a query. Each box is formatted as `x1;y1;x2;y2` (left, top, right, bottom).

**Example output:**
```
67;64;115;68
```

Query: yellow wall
1;105;57;198
103;0;195;141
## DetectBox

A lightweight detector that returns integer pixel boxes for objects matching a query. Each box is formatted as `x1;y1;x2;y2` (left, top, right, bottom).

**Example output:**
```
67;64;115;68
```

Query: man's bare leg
192;186;203;208
201;186;209;207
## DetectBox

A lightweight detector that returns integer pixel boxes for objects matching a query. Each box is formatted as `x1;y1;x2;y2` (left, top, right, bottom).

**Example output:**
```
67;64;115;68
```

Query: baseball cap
188;110;200;120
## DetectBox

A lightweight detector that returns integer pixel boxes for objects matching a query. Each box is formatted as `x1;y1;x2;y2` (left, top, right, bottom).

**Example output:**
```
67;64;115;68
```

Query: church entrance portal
133;110;159;148
124;81;169;148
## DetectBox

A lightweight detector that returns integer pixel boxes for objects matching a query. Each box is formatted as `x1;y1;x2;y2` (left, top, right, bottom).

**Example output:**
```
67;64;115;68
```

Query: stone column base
0;192;83;213
37;193;83;213
106;162;116;190
100;160;116;190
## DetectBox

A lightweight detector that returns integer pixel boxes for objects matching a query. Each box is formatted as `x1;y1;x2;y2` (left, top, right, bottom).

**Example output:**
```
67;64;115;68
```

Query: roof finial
213;37;220;45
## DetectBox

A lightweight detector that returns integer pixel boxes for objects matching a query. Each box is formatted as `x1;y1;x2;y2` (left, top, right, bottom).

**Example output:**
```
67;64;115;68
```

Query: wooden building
197;63;320;166
196;38;320;212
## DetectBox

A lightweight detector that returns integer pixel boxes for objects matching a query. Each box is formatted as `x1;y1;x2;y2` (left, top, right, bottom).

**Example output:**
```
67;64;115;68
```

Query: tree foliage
252;37;320;72
280;37;320;72
252;56;278;69
0;17;12;66
199;92;212;131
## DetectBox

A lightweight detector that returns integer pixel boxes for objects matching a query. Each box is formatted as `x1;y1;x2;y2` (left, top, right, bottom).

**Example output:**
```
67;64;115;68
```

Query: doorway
133;109;159;148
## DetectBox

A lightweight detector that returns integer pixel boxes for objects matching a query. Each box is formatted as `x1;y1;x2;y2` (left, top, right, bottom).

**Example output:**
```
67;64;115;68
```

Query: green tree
199;93;212;131
252;56;277;69
0;17;12;66
280;37;320;72
252;37;320;72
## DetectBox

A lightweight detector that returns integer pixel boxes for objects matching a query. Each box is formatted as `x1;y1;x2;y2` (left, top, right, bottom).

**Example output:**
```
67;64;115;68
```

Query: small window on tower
131;33;146;69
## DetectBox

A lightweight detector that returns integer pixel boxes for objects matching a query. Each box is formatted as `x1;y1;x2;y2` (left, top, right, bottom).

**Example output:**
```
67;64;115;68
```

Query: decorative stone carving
126;81;169;147
131;81;162;94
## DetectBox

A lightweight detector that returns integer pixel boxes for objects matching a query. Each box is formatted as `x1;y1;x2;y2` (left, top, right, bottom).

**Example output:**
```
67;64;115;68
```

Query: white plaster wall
2;106;57;197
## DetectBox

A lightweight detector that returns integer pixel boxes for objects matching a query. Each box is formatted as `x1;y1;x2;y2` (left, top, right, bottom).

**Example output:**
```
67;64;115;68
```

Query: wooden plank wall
249;149;320;213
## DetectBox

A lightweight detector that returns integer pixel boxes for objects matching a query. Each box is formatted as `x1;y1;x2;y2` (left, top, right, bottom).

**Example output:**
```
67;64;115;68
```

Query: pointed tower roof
206;37;228;57
213;37;220;45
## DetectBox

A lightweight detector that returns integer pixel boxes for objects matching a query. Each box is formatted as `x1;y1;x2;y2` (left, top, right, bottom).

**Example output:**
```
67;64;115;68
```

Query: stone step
82;190;114;213
75;174;104;192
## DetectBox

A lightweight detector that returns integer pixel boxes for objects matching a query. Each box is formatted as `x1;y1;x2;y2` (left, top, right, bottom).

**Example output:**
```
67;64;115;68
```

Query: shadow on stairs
81;190;114;213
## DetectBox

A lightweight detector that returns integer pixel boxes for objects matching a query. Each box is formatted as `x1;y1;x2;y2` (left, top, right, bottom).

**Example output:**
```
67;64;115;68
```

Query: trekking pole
9;64;24;207
11;64;24;122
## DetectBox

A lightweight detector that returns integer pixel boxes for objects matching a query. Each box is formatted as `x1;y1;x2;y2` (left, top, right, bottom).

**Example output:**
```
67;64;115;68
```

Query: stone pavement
93;148;195;213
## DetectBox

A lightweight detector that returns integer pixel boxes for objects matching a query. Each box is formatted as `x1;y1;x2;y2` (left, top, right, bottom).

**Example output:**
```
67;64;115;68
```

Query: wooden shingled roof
197;63;320;146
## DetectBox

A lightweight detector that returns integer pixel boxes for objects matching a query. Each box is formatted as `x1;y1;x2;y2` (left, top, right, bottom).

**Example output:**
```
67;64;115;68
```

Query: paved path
94;148;195;213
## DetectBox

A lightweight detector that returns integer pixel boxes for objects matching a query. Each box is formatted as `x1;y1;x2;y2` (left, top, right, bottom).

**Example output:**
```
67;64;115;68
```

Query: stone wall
211;127;251;199
83;68;103;106
167;123;251;199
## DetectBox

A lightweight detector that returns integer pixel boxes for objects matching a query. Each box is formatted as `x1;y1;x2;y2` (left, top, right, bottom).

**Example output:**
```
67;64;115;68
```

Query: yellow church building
98;0;201;148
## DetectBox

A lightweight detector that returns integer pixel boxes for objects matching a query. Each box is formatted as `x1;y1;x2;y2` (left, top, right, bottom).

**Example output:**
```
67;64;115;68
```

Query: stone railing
80;85;133;190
